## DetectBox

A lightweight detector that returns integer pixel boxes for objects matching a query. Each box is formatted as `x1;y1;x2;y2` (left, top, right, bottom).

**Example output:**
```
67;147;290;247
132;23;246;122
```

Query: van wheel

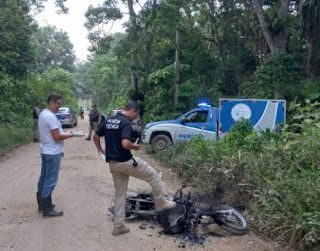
151;135;172;151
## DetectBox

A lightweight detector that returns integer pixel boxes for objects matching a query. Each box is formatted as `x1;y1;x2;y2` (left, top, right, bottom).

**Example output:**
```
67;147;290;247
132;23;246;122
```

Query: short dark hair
47;93;61;104
124;102;140;111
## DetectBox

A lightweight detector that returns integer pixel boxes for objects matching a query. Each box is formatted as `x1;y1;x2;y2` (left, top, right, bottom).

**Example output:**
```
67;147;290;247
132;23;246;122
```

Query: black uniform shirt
95;113;133;162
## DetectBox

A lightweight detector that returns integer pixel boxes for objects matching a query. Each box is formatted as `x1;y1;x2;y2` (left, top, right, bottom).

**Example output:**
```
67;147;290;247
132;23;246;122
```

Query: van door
178;109;210;141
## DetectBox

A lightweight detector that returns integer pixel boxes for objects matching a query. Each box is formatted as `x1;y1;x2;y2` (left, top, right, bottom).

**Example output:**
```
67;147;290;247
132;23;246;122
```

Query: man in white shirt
36;94;74;217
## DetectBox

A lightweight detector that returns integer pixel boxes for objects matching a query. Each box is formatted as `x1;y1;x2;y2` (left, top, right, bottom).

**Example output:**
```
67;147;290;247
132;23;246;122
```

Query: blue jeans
37;153;62;198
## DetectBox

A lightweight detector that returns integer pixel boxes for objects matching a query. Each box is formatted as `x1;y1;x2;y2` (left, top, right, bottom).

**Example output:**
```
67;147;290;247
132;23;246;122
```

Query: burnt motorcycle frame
125;186;249;235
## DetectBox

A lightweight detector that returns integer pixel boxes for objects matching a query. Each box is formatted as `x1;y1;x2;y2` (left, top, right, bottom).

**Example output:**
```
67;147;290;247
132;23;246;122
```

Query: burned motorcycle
124;186;249;235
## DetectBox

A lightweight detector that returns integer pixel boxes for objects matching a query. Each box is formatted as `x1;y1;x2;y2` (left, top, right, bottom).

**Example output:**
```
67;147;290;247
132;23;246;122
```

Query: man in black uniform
86;105;100;140
93;102;176;236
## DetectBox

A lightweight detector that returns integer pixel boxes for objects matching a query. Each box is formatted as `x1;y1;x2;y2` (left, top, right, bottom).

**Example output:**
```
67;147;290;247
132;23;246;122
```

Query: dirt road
0;118;286;251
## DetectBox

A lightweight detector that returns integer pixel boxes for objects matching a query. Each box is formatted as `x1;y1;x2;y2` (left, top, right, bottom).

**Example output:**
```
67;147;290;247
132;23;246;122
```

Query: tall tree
141;0;158;75
0;0;35;77
252;0;290;53
174;28;180;107
127;0;139;96
84;55;124;108
34;26;76;72
85;0;145;99
85;1;122;52
300;0;320;78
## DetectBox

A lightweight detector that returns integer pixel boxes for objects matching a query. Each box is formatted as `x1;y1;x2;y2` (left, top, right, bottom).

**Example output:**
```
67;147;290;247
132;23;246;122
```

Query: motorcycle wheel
210;204;249;235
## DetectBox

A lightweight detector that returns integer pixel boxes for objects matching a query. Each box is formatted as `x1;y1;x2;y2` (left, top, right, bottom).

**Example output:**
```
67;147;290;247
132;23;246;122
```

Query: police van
142;99;286;150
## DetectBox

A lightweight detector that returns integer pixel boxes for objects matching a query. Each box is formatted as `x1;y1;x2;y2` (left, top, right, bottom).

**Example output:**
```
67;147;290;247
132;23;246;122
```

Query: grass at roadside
150;116;320;251
0;120;32;156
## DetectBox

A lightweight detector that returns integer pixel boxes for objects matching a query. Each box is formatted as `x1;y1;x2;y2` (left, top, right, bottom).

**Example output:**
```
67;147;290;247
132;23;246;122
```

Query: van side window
186;111;208;123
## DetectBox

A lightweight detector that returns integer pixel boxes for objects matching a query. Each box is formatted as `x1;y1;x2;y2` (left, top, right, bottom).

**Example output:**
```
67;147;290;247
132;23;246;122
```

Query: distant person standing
36;94;75;217
33;103;41;142
86;104;100;141
79;106;84;120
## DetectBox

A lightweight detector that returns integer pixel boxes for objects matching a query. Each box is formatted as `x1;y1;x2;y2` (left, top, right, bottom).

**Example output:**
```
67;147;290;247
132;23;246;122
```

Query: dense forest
0;0;320;249
83;0;320;121
0;0;77;153
1;0;320;129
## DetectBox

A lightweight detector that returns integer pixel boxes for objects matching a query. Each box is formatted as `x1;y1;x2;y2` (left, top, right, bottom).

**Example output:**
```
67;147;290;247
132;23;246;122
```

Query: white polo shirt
38;109;64;155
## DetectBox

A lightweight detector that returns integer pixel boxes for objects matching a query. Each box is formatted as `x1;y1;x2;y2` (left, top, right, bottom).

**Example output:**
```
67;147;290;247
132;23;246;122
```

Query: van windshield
58;108;69;113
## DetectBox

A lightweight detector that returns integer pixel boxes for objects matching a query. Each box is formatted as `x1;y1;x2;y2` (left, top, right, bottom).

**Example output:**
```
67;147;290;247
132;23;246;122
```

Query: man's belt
109;158;138;167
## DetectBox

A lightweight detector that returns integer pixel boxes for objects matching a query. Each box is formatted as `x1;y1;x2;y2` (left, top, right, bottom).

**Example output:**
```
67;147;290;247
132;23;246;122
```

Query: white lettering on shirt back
106;118;121;129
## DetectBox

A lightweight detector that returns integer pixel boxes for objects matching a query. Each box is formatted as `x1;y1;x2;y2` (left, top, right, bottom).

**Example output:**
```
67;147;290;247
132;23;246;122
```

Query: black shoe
85;138;91;141
44;209;64;217
41;197;63;217
37;192;55;212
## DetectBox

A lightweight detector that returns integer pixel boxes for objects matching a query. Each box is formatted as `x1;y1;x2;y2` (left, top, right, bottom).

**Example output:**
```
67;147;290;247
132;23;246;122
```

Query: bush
153;110;320;250
0;68;78;156
242;52;302;100
0;121;32;156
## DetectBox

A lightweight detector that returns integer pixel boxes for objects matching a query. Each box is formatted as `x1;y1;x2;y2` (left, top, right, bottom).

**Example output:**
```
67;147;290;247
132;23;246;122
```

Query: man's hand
93;133;104;153
51;129;74;141
98;151;106;161
122;139;141;150
132;143;141;151
98;149;106;155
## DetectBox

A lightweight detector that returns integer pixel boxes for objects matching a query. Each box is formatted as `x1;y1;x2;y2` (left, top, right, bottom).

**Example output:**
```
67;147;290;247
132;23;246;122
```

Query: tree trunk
253;0;289;53
144;31;153;74
174;28;180;107
274;0;289;51
127;0;139;96
306;37;316;78
143;0;157;75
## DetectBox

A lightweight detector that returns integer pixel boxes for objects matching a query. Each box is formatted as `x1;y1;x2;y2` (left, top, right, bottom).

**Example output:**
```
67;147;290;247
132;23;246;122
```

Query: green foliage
28;68;77;109
83;0;320;123
0;0;79;157
298;78;320;101
242;52;302;100
34;26;76;72
245;126;320;249
0;71;34;124
0;67;77;153
85;2;123;52
143;64;199;121
143;65;175;121
155;137;219;192
154;105;320;249
0;0;35;77
0;121;32;156
223;119;254;148
1;68;77;119
286;99;320;132
83;54;128;111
